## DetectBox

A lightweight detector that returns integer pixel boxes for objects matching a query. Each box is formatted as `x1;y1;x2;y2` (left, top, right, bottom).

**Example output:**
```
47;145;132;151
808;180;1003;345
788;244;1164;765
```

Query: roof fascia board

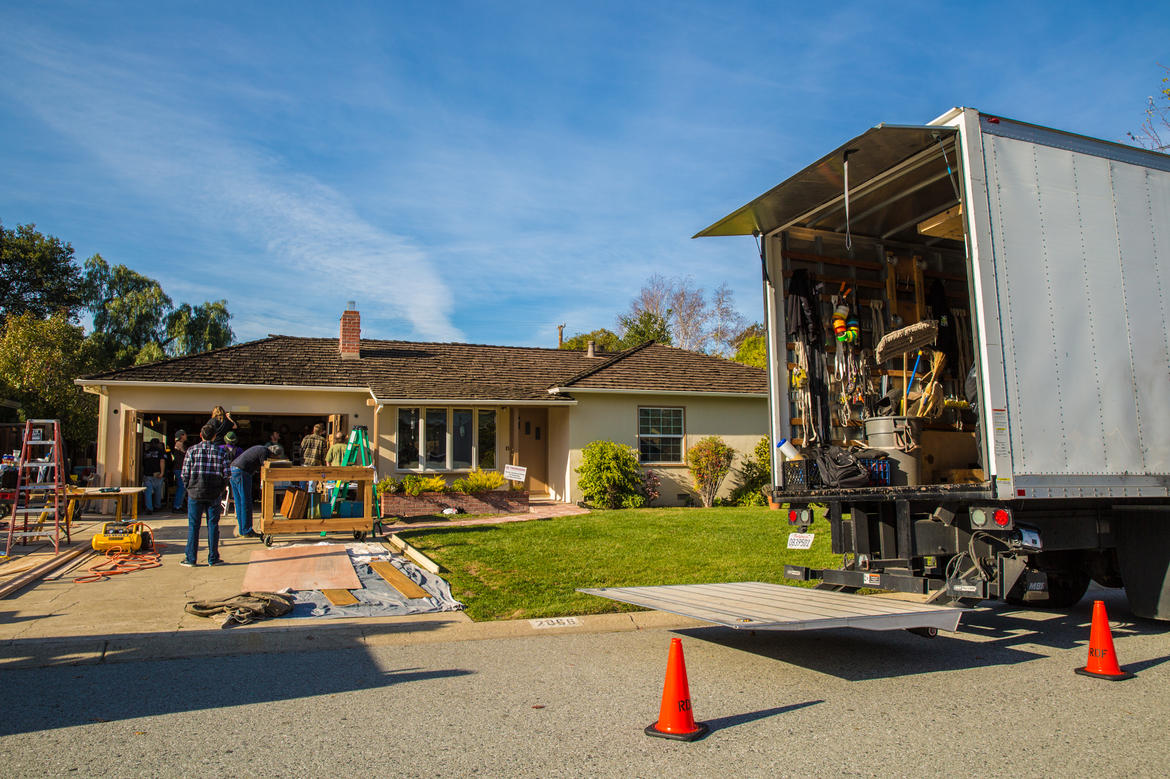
548;386;765;399
372;398;578;406
75;379;372;393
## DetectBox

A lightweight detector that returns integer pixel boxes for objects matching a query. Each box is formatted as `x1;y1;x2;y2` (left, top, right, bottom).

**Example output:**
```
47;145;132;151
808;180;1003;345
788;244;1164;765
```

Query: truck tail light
788;510;798;525
994;508;1012;527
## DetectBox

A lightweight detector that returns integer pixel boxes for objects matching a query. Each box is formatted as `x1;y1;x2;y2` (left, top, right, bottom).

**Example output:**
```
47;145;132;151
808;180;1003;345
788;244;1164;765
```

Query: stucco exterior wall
565;392;768;506
92;384;371;487
547;405;571;502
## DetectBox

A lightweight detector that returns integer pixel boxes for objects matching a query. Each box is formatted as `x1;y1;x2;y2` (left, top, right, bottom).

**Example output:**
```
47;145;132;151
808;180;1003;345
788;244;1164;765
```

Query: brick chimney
340;302;360;360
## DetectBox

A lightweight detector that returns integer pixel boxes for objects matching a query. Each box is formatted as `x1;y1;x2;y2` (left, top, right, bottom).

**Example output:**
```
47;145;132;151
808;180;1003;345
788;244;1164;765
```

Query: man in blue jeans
229;444;269;538
142;439;166;514
179;424;231;567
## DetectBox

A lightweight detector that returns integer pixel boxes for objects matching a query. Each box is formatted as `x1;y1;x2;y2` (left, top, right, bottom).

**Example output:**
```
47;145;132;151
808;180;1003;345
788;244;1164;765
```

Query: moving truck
690;107;1170;621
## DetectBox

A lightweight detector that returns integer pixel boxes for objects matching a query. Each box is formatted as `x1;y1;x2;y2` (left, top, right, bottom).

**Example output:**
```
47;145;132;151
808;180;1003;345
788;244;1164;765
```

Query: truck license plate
787;532;815;550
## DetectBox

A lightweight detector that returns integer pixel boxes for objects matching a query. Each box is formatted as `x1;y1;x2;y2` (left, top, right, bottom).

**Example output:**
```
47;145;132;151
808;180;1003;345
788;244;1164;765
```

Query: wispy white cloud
0;21;463;344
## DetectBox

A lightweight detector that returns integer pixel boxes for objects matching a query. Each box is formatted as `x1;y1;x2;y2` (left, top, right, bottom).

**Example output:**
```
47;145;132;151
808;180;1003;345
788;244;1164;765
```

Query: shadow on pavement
677;589;1167;681
0;646;473;736
705;700;823;734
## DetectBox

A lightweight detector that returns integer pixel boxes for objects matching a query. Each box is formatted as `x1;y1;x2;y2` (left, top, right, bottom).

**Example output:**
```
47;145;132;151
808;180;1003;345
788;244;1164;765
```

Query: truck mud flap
579;582;964;633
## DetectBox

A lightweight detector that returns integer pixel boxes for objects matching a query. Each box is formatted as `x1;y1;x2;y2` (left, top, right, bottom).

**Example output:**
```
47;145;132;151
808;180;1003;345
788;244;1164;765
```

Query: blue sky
1;1;1166;347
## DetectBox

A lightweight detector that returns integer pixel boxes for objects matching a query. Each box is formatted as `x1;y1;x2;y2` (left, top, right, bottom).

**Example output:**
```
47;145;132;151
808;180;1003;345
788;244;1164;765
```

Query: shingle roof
80;336;766;400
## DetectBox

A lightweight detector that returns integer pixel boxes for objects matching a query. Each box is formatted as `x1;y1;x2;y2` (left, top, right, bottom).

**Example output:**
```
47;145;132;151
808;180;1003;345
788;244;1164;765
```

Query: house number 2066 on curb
786;533;815;550
530;617;582;629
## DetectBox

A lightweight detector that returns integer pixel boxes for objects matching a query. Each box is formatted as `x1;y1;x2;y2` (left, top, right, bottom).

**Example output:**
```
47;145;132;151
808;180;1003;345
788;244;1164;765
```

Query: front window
638;407;684;464
397;408;420;469
396;407;500;472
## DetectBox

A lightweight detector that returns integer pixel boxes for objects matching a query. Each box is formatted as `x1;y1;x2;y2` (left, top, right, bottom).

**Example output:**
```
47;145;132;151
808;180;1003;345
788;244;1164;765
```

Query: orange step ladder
3;419;67;556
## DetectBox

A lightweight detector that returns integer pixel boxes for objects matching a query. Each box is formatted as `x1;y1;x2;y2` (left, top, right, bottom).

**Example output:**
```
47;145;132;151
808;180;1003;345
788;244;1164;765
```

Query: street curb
0;610;705;669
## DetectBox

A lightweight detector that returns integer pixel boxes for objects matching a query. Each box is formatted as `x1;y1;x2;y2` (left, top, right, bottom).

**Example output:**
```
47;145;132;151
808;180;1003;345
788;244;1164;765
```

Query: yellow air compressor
91;522;148;553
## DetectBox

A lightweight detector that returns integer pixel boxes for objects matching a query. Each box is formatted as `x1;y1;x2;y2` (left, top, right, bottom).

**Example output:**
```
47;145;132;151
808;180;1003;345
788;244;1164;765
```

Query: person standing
299;424;327;466
171;429;188;511
142;439;166;514
299;423;327;493
206;406;237;444
180;424;232;567
229;444;269;538
266;430;286;460
325;431;348;466
219;431;243;514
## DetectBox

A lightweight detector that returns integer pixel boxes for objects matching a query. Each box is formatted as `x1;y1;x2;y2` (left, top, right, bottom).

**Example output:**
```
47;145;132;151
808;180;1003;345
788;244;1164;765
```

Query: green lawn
399;506;840;621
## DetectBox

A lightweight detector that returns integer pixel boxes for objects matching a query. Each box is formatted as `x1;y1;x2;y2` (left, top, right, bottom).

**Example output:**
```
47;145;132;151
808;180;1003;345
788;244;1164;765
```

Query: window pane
425;409;447;470
397;408;419;469
452;409;473;470
478;410;496;469
639;437;681;463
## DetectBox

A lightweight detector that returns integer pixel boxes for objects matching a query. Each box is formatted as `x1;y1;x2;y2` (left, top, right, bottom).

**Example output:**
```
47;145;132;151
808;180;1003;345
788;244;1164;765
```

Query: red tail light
994;509;1010;527
788;510;798;524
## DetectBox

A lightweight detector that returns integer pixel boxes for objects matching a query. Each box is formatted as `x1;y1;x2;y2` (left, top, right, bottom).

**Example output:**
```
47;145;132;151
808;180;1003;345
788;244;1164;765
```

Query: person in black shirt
229;444;269;538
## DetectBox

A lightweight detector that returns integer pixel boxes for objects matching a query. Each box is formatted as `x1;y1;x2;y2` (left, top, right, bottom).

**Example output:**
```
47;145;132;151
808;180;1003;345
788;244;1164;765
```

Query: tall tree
0;222;85;324
708;283;746;357
83;254;174;368
617;309;672;347
560;328;621;352
83;254;234;368
1129;66;1170;152
668;278;709;352
0;312;100;452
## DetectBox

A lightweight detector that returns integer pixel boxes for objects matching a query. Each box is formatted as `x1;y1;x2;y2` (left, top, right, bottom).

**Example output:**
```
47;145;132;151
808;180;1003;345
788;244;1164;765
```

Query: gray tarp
287;542;464;619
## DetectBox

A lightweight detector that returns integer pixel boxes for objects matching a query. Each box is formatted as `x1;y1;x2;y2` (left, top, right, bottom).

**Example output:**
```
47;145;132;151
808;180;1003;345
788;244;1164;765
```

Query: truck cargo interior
754;125;982;491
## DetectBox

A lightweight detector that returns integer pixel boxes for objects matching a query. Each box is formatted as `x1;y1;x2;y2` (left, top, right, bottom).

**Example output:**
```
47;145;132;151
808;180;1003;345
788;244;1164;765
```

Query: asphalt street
1;587;1167;777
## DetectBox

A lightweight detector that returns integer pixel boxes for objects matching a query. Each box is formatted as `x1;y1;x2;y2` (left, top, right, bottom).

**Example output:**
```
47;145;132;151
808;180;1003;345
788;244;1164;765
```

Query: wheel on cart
352;530;366;541
263;534;274;547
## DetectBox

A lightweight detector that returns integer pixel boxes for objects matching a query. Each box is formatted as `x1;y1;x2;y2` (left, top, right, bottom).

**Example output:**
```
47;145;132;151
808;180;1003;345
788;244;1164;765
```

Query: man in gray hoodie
179;424;232;567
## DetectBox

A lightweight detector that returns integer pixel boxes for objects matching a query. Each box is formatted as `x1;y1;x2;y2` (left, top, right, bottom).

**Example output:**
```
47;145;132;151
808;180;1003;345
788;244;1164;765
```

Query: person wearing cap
219;431;243;514
171;429;189;511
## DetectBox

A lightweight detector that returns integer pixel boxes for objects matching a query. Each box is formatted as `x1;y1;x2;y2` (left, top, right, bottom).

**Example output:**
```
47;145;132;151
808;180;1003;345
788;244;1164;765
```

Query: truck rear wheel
1115;509;1170;621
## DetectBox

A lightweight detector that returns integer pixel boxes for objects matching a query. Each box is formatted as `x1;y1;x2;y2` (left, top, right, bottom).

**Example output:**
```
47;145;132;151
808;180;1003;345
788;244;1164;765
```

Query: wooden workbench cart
258;463;376;546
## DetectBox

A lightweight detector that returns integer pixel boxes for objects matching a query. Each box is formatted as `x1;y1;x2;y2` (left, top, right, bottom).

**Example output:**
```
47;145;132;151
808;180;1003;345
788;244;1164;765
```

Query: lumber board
384;535;443;573
321;588;359;606
369;560;430;599
0;552;55;578
0;546;89;599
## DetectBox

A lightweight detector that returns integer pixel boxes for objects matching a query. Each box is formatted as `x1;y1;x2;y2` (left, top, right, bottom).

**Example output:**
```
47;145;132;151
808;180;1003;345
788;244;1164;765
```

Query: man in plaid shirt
180;423;232;566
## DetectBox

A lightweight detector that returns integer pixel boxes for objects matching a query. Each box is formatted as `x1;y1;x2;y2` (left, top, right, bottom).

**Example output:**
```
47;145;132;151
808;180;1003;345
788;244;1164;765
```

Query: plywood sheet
321;588;359;606
242;545;361;592
369;560;429;599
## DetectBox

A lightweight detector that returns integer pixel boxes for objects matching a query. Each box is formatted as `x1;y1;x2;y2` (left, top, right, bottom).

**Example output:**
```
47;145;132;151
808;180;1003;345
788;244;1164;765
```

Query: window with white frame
638;407;684;463
397;407;498;471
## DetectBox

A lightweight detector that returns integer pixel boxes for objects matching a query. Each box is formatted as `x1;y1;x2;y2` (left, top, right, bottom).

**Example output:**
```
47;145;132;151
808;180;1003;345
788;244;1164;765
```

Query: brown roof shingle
81;337;766;400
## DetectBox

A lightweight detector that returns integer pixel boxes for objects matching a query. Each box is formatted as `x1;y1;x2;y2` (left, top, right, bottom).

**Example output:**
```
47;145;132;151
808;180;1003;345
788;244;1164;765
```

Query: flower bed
381;490;530;518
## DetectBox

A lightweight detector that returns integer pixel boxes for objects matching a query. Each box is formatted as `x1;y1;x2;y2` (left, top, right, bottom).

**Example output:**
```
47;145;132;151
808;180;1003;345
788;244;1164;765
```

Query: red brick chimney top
340;302;360;360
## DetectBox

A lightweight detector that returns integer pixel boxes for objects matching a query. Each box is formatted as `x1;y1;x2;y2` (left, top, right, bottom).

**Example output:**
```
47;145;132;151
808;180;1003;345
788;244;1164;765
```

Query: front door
514;408;549;496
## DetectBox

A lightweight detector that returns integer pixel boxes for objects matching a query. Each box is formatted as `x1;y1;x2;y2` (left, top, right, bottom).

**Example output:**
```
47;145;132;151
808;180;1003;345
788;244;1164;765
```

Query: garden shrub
576;440;645;509
728;436;772;506
451;468;506;493
641;468;661;506
375;476;401;495
687;436;736;507
400;474;448;495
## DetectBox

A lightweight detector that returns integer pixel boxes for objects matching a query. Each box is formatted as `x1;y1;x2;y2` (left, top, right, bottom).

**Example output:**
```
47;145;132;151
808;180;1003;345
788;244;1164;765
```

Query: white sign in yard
503;464;527;482
786;532;815;550
529;616;581;629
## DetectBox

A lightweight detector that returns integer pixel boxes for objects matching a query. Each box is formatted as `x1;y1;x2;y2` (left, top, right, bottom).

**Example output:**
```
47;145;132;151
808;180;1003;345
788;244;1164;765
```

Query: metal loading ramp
579;582;964;633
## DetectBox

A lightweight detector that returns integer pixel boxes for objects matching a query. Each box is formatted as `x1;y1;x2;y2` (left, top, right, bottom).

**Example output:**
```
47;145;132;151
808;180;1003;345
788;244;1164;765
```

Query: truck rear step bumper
579;582;964;633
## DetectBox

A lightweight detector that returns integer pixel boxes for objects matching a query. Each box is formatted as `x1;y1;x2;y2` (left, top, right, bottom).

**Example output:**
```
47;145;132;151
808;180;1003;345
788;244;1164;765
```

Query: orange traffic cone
645;637;709;741
1074;600;1134;680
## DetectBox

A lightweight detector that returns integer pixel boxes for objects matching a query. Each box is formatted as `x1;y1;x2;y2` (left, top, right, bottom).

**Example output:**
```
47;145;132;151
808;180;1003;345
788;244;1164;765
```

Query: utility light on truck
971;508;987;527
994;508;1012;528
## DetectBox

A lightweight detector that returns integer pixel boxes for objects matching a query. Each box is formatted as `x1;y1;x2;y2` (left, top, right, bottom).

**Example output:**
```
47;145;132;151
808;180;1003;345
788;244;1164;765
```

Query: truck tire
1114;509;1170;621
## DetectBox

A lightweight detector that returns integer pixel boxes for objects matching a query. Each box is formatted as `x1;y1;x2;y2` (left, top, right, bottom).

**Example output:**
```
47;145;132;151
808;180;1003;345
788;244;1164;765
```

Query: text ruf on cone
1074;600;1134;681
645;637;709;741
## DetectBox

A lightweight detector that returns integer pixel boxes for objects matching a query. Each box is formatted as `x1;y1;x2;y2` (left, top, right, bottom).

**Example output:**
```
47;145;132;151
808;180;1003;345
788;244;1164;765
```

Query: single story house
76;308;768;505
